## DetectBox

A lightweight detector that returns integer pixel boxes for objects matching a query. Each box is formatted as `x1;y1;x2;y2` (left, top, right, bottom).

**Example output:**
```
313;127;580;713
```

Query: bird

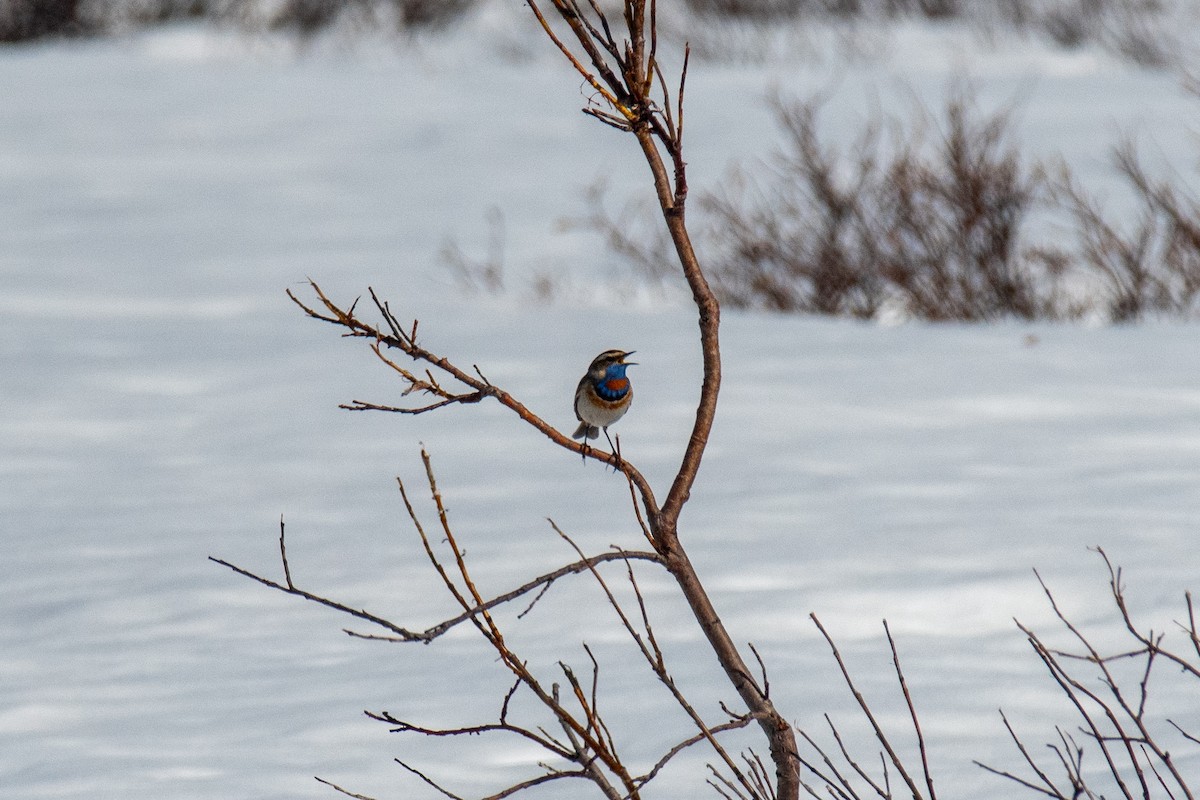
573;349;636;461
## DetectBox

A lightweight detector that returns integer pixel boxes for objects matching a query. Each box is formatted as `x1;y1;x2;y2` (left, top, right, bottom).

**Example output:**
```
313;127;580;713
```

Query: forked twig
287;279;659;508
549;521;761;797
974;710;1065;798
809;614;929;800
981;553;1198;800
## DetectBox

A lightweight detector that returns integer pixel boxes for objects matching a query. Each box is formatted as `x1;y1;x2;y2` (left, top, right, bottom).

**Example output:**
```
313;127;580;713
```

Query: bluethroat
573;349;636;460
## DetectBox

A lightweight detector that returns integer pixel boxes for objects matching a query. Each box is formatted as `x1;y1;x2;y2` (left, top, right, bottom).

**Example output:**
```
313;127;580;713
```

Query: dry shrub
0;0;224;41
2;0;1188;73
978;550;1200;799
697;100;885;318
440;206;506;296
681;0;964;22
264;0;477;36
1053;142;1200;322
671;0;1189;69
874;99;1043;320
585;89;1200;324
0;0;478;42
0;0;90;41
697;91;1063;320
683;0;806;20
991;0;1183;69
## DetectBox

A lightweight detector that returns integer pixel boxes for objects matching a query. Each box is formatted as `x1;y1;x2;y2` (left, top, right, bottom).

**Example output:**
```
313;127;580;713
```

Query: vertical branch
527;0;712;539
524;4;799;798
883;621;937;800
1186;591;1200;662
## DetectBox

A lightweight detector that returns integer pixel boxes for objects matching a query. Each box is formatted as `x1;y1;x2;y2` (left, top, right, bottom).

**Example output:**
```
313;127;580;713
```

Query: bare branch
500;677;521;724
973;761;1063;799
208;554;427;641
883;621;937;800
1094;547;1200;681
708;762;752;800
810;614;928;800
524;0;630;120
342;539;661;644
1018;620;1140;800
394;759;466;800
478;769;593;800
824;715;888;799
246;5;805;800
634;717;757;791
314;775;379;800
1169;720;1200;747
278;514;293;589
1185;591;1200;662
551;521;758;797
986;554;1199;800
364;708;572;760
747;642;770;701
975;710;1065;798
290;279;660;513
795;724;860;800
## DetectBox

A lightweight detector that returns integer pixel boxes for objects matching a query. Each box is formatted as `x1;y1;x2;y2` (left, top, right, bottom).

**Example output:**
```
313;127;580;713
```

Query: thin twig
364;709;571;759
883;620;936;800
209;555;425;640
550;520;757;797
634;718;756;790
824;714;887;799
278;515;293;589
795;725;859;800
810;614;926;800
748;642;770;701
974;709;1064;798
394;759;466;800
289;280;659;504
314;775;379;800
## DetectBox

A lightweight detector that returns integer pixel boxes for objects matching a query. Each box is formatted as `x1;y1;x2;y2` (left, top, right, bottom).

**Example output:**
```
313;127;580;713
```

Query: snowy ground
2;5;1199;799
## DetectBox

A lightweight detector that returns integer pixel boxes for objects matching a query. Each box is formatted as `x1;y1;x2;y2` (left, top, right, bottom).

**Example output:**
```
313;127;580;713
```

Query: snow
2;7;1199;799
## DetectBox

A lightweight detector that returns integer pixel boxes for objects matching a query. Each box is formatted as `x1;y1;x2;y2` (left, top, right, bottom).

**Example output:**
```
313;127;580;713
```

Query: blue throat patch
595;363;630;401
595;380;628;401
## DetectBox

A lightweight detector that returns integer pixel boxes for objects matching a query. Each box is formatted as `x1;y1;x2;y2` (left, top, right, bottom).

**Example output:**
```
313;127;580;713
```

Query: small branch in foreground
314;776;379;800
210;513;659;646
808;614;934;800
550;520;762;798
979;550;1198;800
884;620;936;800
364;708;573;761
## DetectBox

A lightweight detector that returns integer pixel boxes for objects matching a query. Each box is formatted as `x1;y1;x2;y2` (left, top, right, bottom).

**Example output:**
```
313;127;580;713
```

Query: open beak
622;350;637;365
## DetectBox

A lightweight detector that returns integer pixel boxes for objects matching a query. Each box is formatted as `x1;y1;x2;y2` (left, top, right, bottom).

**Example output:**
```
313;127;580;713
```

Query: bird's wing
573;374;591;422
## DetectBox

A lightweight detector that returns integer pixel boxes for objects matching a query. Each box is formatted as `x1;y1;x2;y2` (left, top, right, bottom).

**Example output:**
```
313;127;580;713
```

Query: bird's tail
572;422;599;440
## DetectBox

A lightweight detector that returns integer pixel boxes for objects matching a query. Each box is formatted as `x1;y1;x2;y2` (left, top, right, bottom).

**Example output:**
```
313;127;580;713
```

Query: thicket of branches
2;0;1193;71
699;92;1055;321
974;550;1200;800
579;91;1200;323
675;0;1188;68
788;549;1199;800
0;0;478;42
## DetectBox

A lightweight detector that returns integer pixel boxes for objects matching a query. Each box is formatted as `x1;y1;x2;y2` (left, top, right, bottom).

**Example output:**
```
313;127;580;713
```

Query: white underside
576;392;631;430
